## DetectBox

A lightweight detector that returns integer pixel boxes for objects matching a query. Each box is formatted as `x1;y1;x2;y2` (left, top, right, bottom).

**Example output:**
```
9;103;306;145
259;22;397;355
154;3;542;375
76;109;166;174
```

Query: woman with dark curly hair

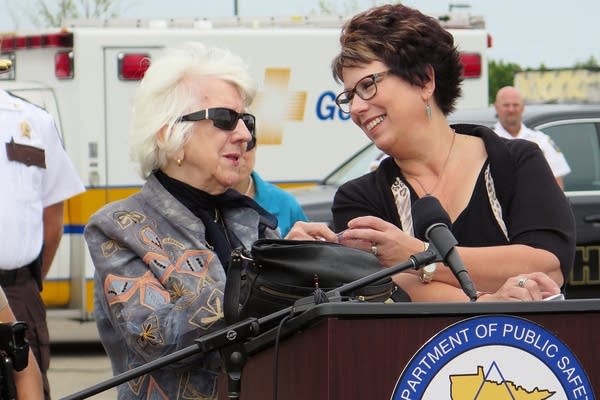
331;4;575;302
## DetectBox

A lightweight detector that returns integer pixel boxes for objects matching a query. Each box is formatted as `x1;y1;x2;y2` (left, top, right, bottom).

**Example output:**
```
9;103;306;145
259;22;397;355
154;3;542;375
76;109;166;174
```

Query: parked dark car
291;103;600;299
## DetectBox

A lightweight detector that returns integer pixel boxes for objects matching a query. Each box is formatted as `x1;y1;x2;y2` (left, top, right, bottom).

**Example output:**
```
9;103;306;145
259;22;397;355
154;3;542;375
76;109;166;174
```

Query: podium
218;299;600;399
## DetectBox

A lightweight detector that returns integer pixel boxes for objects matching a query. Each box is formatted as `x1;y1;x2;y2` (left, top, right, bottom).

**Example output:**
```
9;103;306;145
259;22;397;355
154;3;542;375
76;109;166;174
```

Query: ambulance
0;13;491;319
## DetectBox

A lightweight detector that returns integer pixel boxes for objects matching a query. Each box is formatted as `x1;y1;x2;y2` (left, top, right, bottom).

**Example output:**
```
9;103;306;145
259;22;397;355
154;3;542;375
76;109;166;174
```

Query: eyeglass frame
335;70;390;114
178;107;256;150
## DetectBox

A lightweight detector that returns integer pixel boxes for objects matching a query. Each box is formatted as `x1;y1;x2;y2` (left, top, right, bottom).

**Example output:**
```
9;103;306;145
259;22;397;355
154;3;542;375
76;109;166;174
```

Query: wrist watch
420;262;437;283
420;242;437;284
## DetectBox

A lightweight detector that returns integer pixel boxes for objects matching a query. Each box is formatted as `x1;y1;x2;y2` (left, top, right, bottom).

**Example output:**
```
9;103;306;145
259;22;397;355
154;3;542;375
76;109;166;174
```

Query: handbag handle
224;247;246;324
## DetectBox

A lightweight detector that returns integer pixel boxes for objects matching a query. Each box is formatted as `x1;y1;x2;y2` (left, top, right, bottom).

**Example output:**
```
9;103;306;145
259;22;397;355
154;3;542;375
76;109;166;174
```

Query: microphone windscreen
411;195;452;239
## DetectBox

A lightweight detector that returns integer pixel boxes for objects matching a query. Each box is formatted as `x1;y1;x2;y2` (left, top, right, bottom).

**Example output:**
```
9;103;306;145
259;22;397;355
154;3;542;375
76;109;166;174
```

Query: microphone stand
58;308;295;400
59;249;437;400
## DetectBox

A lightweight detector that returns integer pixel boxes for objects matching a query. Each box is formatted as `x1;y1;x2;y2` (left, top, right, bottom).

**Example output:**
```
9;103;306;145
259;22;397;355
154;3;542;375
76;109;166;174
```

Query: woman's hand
477;271;561;302
285;221;337;242
337;216;423;266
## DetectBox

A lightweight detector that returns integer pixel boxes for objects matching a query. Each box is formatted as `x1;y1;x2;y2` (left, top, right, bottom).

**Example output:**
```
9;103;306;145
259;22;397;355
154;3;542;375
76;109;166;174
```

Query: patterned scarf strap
484;164;509;240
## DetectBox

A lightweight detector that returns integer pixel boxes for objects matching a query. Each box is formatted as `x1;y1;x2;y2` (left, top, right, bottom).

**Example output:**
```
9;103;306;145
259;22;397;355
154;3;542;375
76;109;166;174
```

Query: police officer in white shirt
0;85;85;399
494;86;571;189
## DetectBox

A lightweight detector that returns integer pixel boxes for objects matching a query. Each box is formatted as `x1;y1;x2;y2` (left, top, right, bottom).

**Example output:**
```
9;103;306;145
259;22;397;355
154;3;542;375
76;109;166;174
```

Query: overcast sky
2;0;598;69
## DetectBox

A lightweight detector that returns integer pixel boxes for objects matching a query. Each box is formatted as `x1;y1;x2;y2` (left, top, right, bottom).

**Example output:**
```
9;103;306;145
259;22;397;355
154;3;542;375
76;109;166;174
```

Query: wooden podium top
245;298;600;354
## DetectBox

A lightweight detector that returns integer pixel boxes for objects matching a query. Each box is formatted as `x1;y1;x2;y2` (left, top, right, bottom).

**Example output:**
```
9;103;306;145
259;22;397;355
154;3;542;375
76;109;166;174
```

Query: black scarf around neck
154;170;277;266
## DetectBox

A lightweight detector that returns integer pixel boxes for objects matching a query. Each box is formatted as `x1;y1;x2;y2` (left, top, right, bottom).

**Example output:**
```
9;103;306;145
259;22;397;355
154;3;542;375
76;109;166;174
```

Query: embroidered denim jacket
84;174;278;399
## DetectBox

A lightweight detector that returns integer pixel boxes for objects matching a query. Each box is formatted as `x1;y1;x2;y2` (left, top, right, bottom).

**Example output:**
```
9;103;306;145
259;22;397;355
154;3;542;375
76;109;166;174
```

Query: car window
324;143;383;186
540;122;600;192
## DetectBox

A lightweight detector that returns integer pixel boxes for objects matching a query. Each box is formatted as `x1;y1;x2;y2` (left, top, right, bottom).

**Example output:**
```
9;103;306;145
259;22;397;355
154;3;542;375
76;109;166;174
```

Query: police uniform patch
20;121;31;138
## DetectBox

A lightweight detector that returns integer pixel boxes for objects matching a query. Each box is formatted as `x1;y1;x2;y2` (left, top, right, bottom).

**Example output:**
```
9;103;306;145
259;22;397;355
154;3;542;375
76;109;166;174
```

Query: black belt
0;257;37;287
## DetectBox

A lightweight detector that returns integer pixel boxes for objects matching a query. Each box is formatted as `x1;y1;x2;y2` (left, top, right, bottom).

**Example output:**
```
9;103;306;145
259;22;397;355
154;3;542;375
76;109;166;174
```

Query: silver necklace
407;129;456;196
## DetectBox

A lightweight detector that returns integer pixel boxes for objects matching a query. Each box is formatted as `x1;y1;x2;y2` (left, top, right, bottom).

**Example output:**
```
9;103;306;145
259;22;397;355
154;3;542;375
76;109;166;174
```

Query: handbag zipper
258;286;304;300
356;291;392;301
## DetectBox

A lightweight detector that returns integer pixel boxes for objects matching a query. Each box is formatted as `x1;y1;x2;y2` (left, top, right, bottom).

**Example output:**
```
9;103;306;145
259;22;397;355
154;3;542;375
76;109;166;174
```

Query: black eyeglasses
335;71;389;114
179;107;256;139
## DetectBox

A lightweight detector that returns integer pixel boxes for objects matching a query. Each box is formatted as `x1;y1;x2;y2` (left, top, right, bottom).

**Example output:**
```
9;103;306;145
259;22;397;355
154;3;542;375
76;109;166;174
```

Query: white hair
129;41;257;178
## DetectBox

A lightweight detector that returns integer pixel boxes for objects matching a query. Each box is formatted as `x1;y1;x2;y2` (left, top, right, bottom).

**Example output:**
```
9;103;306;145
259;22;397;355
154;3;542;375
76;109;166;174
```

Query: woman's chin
219;174;241;190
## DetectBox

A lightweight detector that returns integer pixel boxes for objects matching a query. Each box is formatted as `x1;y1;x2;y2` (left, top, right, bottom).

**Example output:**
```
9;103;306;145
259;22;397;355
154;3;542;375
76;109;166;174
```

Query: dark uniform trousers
0;259;51;400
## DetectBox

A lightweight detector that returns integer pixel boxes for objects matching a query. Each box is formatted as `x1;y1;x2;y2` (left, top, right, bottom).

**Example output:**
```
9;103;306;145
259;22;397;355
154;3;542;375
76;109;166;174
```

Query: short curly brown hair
331;4;463;115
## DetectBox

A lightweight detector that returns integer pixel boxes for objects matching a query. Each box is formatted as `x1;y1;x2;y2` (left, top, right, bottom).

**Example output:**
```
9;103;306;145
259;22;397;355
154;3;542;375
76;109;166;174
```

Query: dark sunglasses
246;136;257;151
179;107;256;139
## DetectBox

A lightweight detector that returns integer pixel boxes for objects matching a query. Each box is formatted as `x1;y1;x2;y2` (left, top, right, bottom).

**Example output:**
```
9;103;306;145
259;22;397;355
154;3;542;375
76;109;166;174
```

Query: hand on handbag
223;239;400;323
284;221;338;242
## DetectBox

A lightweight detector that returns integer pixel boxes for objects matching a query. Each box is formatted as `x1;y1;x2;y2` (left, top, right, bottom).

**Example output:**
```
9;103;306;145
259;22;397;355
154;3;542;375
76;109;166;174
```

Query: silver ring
370;244;378;256
517;277;528;288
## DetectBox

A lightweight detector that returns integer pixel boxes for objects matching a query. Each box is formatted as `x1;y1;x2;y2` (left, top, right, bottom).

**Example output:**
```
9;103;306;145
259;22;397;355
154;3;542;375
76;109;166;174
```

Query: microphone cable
272;313;292;400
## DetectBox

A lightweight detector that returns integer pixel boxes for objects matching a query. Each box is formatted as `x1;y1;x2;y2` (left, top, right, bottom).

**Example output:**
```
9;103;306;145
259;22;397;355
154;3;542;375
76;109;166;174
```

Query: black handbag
223;239;399;323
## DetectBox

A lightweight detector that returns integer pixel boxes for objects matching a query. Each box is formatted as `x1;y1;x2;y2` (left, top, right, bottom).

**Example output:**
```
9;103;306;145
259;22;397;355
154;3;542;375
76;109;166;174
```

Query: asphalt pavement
47;316;116;400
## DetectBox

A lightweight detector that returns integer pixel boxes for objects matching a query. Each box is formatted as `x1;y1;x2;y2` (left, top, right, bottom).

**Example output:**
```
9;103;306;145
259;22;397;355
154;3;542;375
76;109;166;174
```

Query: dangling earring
425;101;432;120
176;158;182;167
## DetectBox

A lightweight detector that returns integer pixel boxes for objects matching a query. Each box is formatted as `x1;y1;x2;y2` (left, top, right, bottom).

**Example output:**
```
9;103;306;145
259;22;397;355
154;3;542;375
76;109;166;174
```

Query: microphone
412;195;478;301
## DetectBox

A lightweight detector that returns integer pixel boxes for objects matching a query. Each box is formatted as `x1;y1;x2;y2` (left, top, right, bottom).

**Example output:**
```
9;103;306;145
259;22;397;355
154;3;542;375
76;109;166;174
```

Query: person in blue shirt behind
235;137;308;236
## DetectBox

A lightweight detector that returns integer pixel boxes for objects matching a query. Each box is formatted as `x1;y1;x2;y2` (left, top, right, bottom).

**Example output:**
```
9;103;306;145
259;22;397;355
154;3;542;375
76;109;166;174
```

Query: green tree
316;0;361;15
574;55;600;69
31;0;128;28
315;0;401;16
488;59;522;104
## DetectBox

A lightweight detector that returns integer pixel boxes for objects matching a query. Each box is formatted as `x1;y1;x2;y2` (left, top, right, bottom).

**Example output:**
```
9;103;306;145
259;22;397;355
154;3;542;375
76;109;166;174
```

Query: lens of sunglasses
246;136;257;151
211;108;239;130
240;114;255;136
211;109;255;136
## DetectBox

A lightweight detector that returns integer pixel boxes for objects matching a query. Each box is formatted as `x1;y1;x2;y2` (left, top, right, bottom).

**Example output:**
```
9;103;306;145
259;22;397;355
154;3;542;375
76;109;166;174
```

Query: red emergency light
55;51;73;79
45;32;74;47
460;52;482;79
0;32;73;52
118;53;151;81
27;35;42;48
13;37;27;49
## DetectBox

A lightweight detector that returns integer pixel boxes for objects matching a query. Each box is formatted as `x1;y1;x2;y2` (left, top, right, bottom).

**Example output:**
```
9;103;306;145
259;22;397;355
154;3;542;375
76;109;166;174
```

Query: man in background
494;86;571;188
0;85;85;399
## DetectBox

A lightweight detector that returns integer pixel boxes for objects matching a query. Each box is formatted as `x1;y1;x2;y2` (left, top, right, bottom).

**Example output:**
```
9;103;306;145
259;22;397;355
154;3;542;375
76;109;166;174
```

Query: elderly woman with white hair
84;42;334;400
